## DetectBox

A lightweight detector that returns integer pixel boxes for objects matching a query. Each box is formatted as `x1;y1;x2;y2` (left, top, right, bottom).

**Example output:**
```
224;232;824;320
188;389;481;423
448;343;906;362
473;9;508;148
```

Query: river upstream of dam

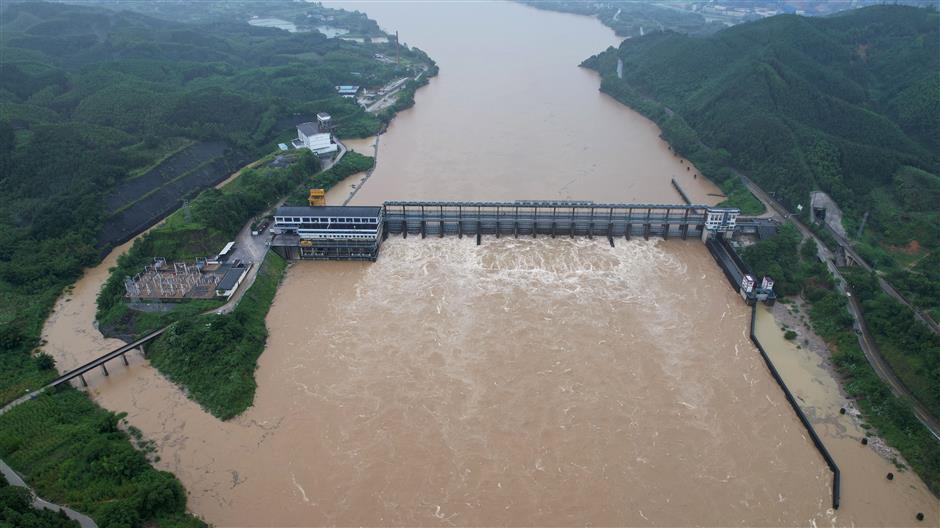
40;1;936;526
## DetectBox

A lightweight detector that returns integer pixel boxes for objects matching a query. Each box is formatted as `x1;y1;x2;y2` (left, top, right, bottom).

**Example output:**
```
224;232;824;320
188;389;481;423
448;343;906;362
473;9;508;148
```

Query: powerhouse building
270;205;384;261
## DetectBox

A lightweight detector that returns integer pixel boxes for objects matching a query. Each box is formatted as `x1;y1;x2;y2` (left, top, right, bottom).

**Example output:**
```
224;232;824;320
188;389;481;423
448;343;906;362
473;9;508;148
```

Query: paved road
823;223;940;335
217;142;349;314
738;172;940;441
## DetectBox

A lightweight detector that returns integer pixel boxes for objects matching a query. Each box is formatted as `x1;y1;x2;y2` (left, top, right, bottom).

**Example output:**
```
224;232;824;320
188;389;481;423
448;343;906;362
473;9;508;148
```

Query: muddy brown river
41;1;936;526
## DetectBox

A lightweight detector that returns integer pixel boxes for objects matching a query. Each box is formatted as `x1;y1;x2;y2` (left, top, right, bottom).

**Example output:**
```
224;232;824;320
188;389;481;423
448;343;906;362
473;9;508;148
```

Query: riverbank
578;21;939;507
740;219;939;506
754;304;938;521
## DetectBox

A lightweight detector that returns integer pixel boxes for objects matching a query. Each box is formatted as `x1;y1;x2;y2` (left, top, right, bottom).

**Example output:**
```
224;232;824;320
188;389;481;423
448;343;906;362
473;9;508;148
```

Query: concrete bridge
44;328;166;389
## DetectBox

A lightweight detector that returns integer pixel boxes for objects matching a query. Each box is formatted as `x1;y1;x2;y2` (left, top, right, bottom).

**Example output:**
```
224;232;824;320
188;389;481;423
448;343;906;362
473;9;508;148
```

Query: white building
336;85;360;98
215;264;251;300
295;122;339;158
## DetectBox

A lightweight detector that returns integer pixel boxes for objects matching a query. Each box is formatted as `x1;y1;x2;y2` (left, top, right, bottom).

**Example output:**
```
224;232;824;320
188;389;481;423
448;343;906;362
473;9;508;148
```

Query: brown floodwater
754;306;938;526
39;1;937;526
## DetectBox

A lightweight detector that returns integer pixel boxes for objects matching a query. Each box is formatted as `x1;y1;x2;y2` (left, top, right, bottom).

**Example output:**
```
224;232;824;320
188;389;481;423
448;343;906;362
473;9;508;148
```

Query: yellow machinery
308;188;326;206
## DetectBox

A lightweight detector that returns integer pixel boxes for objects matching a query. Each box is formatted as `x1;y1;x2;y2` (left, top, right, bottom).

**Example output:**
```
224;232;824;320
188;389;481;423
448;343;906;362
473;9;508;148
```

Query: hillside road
737;171;940;441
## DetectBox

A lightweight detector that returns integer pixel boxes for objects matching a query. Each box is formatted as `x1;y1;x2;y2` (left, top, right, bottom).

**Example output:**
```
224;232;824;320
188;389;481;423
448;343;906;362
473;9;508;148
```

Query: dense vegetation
584;5;939;314
286;150;375;205
148;252;286;420
742;227;940;495
0;473;79;528
0;389;205;527
842;267;940;423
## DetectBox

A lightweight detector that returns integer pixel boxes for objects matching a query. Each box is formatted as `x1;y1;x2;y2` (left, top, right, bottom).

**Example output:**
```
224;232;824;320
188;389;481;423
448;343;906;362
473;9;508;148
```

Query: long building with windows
270;205;384;261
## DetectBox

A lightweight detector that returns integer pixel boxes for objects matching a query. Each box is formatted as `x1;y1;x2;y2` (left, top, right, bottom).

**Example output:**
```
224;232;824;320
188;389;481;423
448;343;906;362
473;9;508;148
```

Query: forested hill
584;5;939;306
0;1;432;399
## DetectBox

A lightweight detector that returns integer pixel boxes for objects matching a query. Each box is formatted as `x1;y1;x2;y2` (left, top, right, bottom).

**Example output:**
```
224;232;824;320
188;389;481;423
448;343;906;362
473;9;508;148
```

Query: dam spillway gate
382;200;716;242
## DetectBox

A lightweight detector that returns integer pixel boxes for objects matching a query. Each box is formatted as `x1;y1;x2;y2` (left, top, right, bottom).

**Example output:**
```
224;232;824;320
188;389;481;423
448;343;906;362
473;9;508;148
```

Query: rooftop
276;205;382;218
217;266;248;291
297;122;320;137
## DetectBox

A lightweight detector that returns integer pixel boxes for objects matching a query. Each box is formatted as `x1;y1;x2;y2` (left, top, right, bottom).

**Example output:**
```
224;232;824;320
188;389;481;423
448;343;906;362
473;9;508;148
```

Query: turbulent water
39;1;937;526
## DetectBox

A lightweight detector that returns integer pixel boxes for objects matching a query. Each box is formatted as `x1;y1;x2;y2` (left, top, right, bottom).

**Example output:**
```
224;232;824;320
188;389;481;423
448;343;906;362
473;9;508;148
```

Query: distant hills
585;5;938;285
522;0;940;39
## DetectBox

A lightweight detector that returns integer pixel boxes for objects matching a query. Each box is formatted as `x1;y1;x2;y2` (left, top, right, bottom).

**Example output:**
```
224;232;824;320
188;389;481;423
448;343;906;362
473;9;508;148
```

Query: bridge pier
625;223;631;240
588;222;594;239
79;375;87;388
662;224;669;240
421;220;426;239
681;223;688;240
551;221;556;238
101;364;109;377
644;223;650;240
608;235;615;247
138;344;146;358
476;231;481;245
439;220;444;237
514;220;518;238
121;353;129;366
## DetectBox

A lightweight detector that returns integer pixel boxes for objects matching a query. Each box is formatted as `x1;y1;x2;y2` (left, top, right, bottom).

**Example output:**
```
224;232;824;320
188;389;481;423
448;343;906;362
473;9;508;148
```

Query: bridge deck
45;328;166;389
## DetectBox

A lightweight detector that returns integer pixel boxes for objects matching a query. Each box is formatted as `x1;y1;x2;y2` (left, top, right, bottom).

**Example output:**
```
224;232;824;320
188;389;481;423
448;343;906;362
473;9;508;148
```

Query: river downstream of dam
40;1;936;526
